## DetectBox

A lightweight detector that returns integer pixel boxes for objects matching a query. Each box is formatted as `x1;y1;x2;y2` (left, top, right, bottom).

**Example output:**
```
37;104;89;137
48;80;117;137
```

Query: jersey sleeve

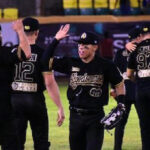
127;51;136;70
0;46;26;65
107;61;123;87
42;56;71;74
16;46;27;61
41;38;59;63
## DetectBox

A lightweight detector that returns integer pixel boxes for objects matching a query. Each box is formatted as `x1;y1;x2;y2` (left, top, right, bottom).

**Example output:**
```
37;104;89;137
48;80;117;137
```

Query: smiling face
78;43;98;63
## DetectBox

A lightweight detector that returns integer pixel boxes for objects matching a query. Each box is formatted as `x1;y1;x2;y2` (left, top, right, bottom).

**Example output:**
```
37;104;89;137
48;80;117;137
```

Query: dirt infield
0;15;150;23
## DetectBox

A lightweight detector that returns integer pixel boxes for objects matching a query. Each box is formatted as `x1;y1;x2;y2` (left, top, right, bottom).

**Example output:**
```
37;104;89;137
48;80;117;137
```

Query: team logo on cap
24;25;30;30
81;33;87;39
143;27;148;32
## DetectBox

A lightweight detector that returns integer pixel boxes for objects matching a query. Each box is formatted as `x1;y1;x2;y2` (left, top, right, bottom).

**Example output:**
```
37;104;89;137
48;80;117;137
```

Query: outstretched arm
12;19;31;59
43;73;65;126
41;24;70;64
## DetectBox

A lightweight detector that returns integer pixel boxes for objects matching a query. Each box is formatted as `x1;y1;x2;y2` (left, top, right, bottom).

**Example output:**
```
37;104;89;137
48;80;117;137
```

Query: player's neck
28;37;36;45
81;54;95;63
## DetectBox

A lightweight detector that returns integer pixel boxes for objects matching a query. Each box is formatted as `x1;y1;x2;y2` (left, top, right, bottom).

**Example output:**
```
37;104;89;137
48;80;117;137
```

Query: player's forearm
115;82;126;103
115;82;125;96
42;38;59;63
17;29;31;59
128;75;136;82
46;78;63;109
127;68;136;82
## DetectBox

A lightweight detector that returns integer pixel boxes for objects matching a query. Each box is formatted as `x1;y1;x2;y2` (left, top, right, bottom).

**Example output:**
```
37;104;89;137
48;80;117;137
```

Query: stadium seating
109;0;121;15
79;0;94;15
94;0;109;15
129;0;142;15
141;0;150;14
63;0;78;15
3;8;18;19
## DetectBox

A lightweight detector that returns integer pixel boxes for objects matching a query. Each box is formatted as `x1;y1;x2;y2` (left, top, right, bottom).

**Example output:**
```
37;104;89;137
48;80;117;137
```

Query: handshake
100;103;126;130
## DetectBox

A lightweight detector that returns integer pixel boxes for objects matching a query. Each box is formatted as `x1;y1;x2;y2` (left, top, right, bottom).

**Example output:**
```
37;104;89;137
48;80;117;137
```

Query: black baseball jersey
0;46;26;119
47;55;123;109
128;39;150;90
0;46;25;93
11;44;48;93
114;49;136;101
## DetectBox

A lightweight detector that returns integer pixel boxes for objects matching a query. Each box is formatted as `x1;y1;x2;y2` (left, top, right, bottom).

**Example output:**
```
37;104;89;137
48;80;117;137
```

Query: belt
69;106;101;115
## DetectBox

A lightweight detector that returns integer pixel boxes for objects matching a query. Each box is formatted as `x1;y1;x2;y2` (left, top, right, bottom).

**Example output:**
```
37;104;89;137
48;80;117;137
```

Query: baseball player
0;20;31;150
11;17;64;150
127;26;150;150
110;26;141;150
41;26;126;150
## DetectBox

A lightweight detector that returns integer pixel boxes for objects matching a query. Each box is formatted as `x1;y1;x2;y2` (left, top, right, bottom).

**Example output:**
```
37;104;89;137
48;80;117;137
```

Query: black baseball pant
69;108;104;150
114;101;138;150
136;89;150;150
11;93;50;150
0;93;20;150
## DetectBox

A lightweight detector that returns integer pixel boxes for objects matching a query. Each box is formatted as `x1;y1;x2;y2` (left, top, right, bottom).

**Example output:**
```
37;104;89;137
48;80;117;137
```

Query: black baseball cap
23;17;39;32
74;31;99;45
140;26;150;34
128;26;141;41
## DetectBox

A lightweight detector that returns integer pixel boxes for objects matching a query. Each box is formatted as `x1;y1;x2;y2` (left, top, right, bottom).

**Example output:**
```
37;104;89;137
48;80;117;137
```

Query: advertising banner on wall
2;21;150;76
37;21;150;57
2;21;150;56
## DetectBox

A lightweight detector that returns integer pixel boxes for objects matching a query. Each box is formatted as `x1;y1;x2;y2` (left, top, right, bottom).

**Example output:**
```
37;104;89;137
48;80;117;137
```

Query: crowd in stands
63;0;150;15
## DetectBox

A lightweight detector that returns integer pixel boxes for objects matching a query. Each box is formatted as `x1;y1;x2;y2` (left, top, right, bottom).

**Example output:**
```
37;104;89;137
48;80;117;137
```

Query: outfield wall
0;15;150;23
1;15;150;76
1;15;150;53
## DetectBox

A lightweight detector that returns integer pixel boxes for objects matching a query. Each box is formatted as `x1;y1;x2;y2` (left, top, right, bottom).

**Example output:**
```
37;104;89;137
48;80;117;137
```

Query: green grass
25;80;141;150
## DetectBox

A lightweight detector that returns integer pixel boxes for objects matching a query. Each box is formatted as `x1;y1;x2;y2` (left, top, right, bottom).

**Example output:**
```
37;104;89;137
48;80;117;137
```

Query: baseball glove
100;103;125;130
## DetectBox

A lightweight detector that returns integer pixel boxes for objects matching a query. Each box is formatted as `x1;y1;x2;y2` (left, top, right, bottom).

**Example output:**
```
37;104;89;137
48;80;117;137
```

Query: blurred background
0;0;150;17
0;0;150;75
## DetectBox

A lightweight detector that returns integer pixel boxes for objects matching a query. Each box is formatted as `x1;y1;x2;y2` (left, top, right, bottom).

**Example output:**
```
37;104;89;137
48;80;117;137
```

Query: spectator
99;31;113;60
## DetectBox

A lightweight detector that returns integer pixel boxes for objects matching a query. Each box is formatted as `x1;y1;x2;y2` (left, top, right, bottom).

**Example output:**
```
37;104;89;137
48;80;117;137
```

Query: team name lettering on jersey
70;73;103;90
139;45;150;53
28;53;37;62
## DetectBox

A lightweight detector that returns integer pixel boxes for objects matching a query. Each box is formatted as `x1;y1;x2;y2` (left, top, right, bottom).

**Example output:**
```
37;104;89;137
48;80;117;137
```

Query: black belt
69;106;101;115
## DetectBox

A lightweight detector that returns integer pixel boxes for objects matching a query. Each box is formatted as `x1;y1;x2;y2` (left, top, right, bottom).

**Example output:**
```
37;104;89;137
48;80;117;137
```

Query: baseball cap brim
73;39;98;45
73;39;90;44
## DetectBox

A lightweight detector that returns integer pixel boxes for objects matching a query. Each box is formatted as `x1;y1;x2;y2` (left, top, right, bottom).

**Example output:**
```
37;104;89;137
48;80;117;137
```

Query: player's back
11;44;45;94
131;39;150;90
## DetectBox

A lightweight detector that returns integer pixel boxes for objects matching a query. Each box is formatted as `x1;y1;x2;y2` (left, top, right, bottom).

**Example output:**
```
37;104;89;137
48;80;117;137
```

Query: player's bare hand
110;89;117;99
125;42;137;52
12;19;24;33
55;24;70;40
57;107;65;126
